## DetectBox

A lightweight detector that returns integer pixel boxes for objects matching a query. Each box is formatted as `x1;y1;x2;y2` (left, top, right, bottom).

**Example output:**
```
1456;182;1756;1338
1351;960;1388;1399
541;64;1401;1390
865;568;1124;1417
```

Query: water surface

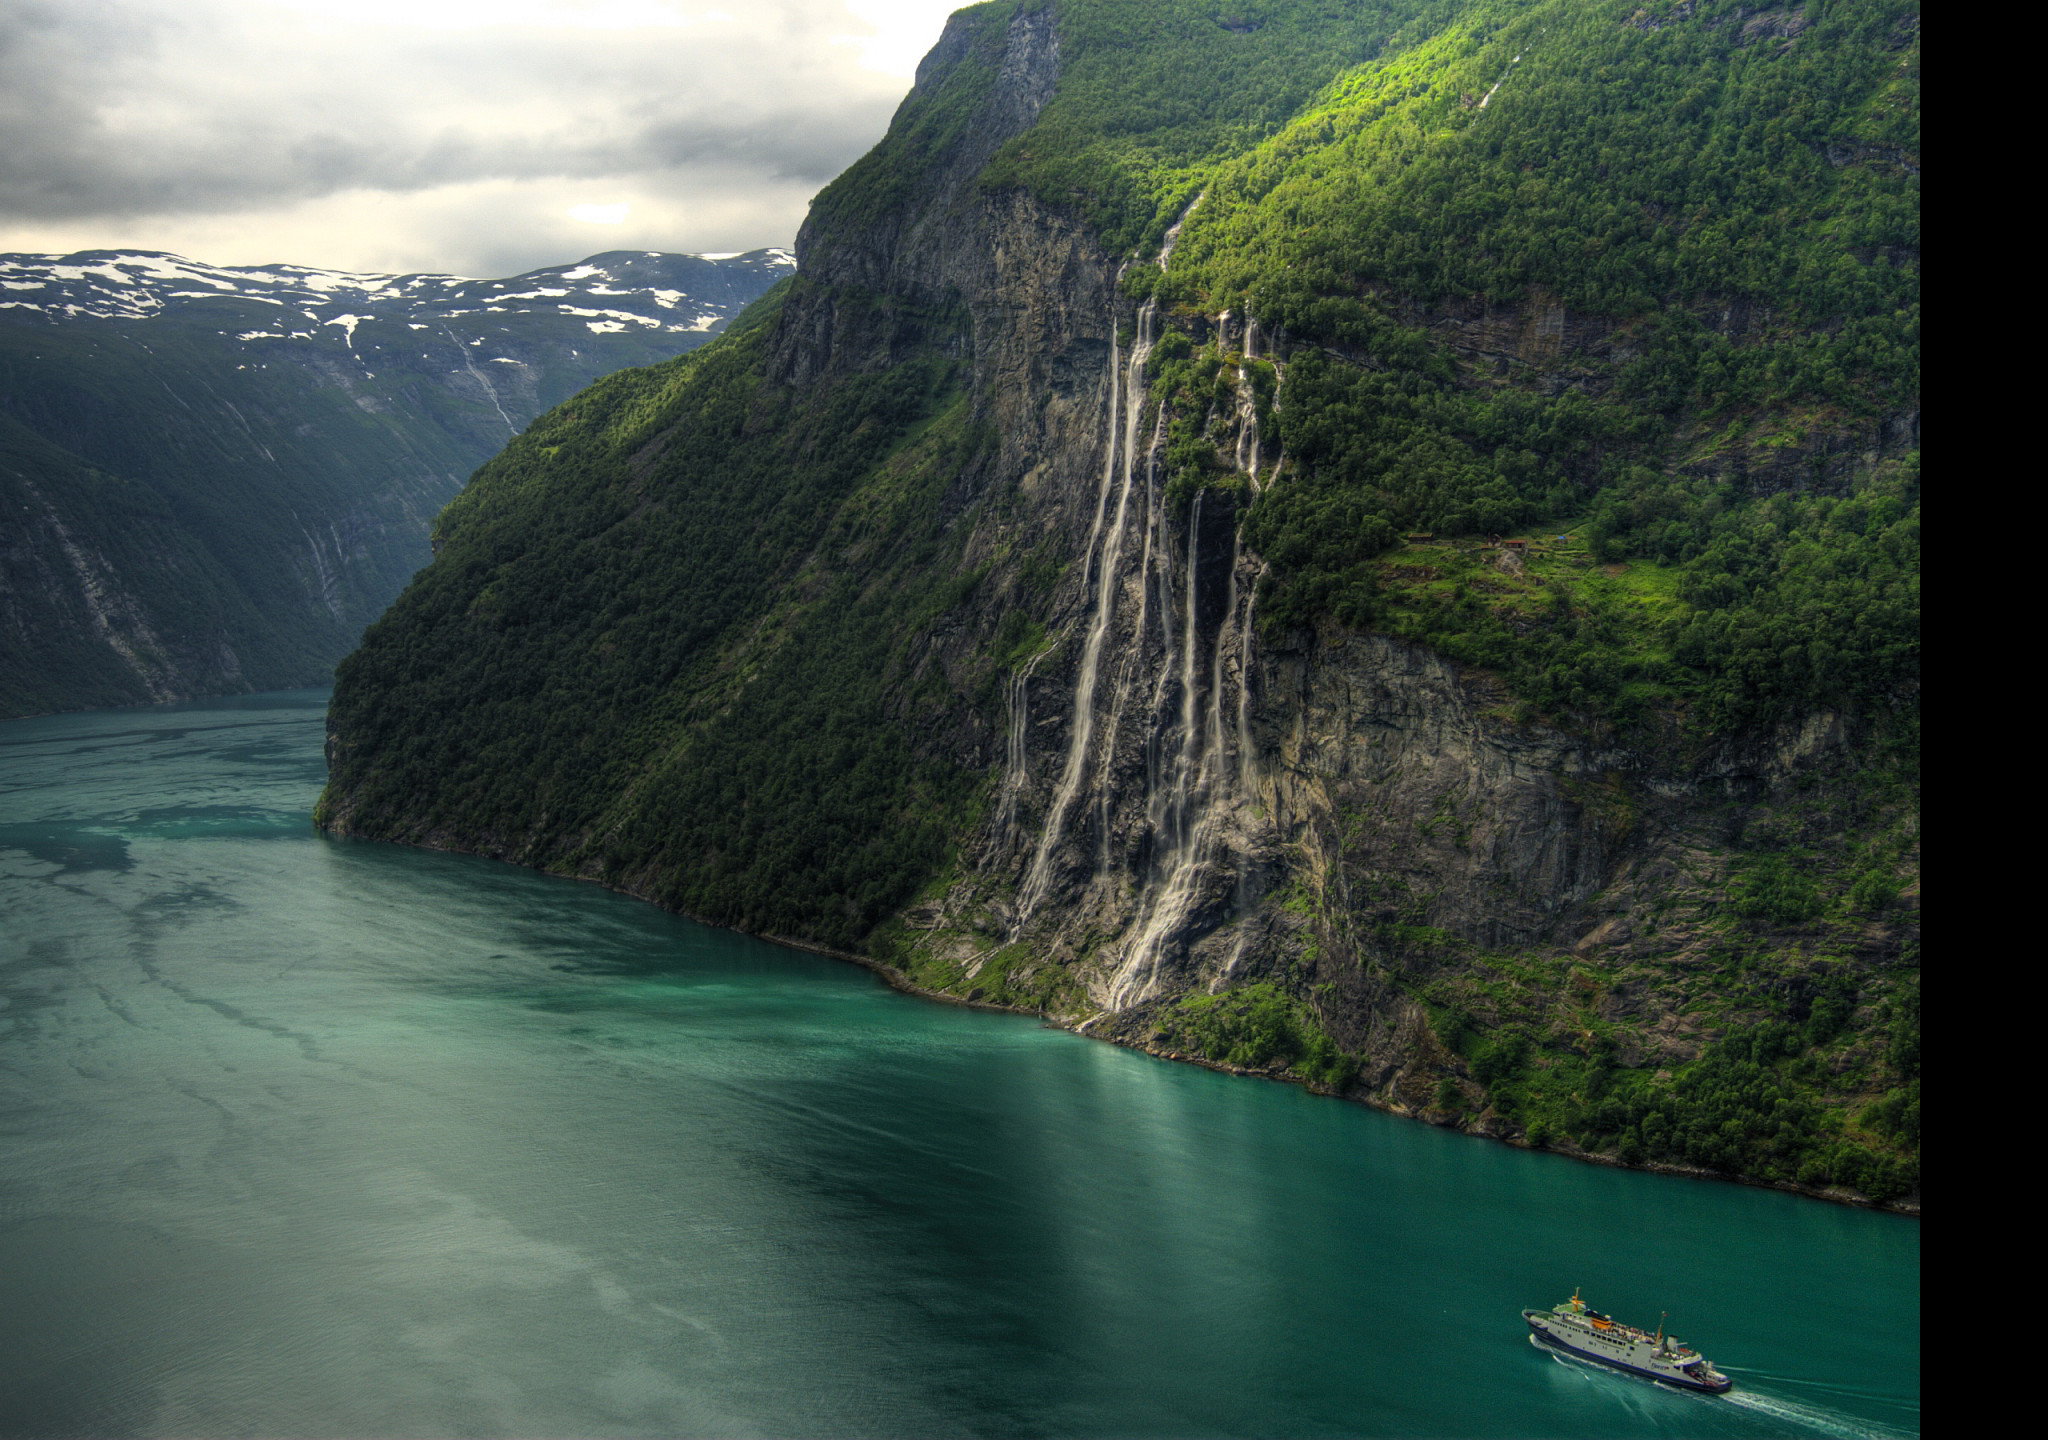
0;692;1919;1437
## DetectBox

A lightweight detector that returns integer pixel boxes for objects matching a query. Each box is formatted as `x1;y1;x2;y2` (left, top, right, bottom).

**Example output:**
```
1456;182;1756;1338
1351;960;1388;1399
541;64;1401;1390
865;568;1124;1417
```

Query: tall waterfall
991;646;1051;842
1014;286;1158;926
1007;202;1285;1010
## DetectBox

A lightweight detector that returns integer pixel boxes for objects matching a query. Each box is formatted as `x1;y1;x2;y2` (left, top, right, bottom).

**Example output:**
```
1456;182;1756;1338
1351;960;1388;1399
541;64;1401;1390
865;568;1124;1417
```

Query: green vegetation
325;285;1009;949
0;261;778;718
876;934;1094;1014
982;0;1441;257
972;0;1922;734
1159;981;1359;1089
1478;990;1922;1202
1371;776;1921;1199
0;316;473;715
322;0;1918;1200
1156;0;1919;734
1169;0;1918;339
806;2;1015;246
1304;473;1920;732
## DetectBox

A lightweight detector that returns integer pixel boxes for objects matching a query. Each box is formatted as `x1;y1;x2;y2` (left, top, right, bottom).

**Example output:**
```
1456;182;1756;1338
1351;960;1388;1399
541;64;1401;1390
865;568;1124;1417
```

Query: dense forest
323;0;1919;1206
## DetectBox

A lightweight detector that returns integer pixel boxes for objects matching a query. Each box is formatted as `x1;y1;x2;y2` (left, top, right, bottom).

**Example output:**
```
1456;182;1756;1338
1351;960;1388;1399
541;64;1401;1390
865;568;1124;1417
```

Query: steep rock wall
318;0;1920;1205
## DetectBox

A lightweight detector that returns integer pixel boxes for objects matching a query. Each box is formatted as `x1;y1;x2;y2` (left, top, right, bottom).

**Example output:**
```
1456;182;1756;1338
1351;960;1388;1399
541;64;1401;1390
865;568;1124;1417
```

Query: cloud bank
0;0;958;275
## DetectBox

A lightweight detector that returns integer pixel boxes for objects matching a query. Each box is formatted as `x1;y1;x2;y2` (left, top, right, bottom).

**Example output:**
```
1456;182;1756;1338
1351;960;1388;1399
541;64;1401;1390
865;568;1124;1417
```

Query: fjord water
0;694;1919;1439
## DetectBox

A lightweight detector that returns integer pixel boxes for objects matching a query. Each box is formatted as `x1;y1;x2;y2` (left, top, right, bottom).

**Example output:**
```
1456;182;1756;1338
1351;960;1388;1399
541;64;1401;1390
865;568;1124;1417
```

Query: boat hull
1524;1317;1733;1393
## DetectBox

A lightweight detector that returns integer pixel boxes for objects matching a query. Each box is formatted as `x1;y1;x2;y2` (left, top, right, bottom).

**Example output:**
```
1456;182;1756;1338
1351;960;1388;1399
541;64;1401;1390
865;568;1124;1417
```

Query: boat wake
1531;1337;1916;1439
1717;1386;1917;1440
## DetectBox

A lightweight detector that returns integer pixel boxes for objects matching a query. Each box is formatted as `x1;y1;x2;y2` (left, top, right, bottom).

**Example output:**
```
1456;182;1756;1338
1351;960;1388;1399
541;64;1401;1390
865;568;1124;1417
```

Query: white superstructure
1522;1290;1731;1393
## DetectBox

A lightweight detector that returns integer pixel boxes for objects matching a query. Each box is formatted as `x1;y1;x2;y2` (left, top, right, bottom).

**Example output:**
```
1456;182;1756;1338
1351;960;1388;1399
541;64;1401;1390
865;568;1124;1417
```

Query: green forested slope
1;315;471;715
323;0;1919;1203
324;288;990;948
1143;0;1920;733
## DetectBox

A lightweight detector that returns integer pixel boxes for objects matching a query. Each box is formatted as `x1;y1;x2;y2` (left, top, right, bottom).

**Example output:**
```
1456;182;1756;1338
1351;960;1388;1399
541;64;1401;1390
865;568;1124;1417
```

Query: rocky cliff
321;0;1920;1206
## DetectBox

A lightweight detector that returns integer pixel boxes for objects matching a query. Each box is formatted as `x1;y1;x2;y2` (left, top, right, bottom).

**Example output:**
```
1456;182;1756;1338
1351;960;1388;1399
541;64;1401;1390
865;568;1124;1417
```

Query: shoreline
849;956;1924;1219
328;827;1921;1219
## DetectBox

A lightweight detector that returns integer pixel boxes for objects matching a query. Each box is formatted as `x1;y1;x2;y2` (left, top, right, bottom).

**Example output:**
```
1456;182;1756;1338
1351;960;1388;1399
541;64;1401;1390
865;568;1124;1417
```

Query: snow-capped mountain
1;247;795;718
0;247;795;336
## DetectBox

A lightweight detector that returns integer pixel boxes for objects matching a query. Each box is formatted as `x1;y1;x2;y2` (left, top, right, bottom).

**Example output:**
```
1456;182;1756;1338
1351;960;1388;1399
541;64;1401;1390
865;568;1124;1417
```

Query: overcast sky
0;0;960;276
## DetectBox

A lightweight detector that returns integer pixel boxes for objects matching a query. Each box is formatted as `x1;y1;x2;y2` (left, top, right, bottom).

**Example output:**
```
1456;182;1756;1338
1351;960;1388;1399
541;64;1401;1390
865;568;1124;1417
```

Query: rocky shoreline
374;829;1918;1218
758;914;1920;1217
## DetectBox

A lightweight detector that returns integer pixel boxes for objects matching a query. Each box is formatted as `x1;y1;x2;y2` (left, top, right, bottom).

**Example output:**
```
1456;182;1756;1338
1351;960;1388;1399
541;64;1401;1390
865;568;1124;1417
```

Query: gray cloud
0;0;950;273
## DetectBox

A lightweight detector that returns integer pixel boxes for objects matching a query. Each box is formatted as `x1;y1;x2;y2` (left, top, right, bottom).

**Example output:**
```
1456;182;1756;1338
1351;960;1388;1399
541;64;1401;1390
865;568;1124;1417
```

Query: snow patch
559;305;661;328
323;313;372;345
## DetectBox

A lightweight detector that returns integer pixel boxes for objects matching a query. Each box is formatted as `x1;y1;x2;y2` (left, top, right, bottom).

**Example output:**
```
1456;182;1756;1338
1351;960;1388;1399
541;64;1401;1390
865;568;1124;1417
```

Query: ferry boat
1522;1289;1732;1393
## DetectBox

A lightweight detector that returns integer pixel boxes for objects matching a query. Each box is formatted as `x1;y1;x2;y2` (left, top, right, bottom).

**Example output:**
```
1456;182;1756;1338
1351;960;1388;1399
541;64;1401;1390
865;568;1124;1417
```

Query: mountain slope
0;247;793;716
321;0;1919;1206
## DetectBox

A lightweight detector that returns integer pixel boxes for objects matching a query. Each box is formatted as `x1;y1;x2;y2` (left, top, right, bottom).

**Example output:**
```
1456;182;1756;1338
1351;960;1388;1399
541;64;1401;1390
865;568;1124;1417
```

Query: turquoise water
0;692;1919;1438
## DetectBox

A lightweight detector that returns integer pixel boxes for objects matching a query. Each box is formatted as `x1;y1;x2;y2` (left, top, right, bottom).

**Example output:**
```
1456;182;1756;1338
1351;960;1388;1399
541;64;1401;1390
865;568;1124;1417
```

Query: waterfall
1227;317;1266;486
1159;490;1205;863
1235;392;1260;482
990;645;1052;843
1099;314;1287;1004
1236;578;1261;797
1013;202;1204;930
1007;191;1289;1001
1110;506;1252;1009
1016;296;1156;925
1093;408;1169;872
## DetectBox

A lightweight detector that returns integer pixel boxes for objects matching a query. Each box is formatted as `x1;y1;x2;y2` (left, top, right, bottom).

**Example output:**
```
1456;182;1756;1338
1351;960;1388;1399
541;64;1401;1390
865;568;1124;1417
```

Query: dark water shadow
0;824;133;875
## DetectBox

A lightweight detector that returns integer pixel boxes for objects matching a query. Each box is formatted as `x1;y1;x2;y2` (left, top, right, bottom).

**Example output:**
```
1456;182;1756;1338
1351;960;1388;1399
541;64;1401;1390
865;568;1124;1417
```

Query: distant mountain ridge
0;247;794;717
0;247;792;335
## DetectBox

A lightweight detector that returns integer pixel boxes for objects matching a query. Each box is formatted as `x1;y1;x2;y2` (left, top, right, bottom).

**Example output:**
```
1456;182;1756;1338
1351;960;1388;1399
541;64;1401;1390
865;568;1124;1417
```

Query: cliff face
321;0;1920;1205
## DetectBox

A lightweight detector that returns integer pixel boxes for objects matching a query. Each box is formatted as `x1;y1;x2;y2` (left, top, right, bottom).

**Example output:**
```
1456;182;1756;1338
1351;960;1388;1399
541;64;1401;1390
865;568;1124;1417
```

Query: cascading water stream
1008;190;1287;1003
990;645;1053;843
1111;505;1251;1009
1103;311;1287;1005
1237;579;1261;797
1015;304;1158;926
1230;317;1267;485
1093;409;1169;873
1163;491;1206;856
1105;309;1294;1000
1013;203;1202;932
